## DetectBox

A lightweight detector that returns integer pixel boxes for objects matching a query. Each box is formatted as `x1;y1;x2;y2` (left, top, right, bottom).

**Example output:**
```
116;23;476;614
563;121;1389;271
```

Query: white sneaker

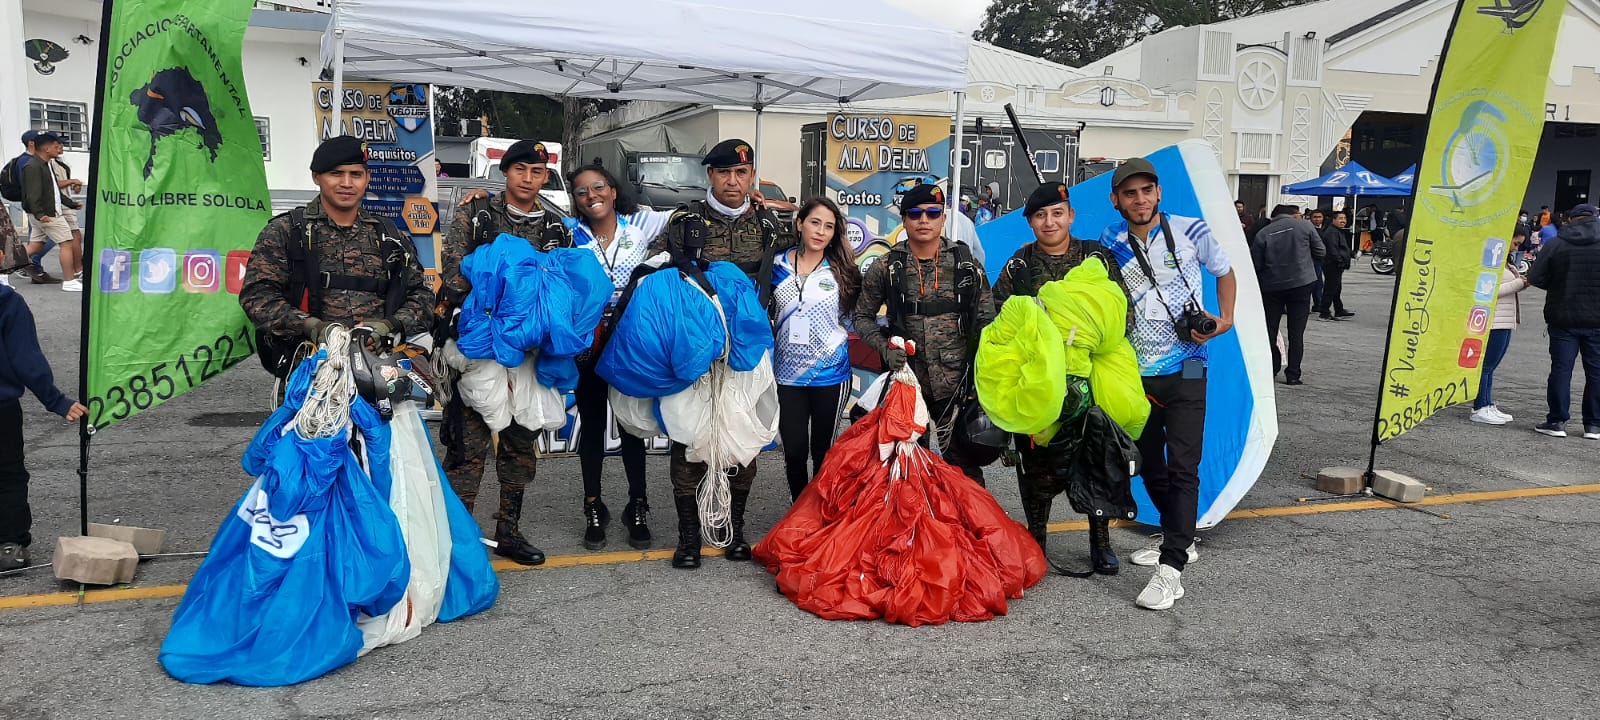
1470;406;1509;426
1585;428;1600;441
1136;564;1185;610
0;273;9;287
1129;535;1198;566
61;279;83;292
1488;406;1513;423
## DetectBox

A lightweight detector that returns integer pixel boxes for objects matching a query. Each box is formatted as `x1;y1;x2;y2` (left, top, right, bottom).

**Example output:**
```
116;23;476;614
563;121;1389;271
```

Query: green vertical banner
1374;0;1567;442
85;0;269;431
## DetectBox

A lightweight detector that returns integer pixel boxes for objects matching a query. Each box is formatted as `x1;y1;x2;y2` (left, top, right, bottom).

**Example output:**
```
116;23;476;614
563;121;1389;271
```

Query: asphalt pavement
0;263;1595;720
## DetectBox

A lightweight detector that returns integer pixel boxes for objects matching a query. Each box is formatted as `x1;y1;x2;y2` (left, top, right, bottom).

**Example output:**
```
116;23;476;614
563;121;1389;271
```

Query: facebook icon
100;249;132;293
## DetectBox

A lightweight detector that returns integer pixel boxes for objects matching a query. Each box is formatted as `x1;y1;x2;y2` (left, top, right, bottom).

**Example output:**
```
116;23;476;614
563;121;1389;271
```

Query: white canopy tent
320;0;974;211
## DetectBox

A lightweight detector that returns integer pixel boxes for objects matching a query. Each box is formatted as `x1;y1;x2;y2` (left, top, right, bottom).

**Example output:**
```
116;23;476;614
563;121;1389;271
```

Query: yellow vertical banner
1375;0;1568;442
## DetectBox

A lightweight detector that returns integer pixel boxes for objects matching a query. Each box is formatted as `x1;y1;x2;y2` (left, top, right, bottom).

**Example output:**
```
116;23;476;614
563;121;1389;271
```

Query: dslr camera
1174;301;1217;339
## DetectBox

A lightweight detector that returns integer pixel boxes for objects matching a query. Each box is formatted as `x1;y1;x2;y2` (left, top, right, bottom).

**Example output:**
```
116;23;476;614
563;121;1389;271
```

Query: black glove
883;345;907;370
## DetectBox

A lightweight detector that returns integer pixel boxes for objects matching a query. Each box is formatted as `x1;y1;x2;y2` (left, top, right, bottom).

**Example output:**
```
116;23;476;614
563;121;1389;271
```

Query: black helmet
952;400;1006;467
350;331;434;421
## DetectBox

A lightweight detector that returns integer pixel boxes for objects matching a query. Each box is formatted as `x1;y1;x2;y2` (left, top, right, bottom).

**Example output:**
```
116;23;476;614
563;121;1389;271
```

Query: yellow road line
5;482;1598;613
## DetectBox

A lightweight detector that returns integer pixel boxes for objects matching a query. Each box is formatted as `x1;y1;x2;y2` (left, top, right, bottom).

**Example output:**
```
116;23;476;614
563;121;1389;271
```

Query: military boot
622;497;652;550
582;498;610;551
492;485;545;566
671;495;701;569
1088;517;1119;576
725;490;752;561
1019;483;1053;552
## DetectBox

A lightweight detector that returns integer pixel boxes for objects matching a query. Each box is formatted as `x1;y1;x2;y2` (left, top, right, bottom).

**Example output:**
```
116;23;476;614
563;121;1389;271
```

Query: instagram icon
183;250;220;293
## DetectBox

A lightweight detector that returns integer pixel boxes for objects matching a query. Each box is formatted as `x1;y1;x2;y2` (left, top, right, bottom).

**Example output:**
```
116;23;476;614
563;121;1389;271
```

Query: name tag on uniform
1144;295;1168;321
788;319;808;345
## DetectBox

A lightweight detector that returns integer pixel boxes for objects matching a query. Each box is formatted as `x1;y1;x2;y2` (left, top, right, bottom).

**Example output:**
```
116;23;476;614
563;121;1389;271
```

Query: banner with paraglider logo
1374;0;1567;442
311;81;440;271
84;0;270;431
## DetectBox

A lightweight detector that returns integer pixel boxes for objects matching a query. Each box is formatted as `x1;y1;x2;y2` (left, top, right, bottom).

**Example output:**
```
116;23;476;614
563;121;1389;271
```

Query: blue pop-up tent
1280;161;1411;196
1388;164;1417;191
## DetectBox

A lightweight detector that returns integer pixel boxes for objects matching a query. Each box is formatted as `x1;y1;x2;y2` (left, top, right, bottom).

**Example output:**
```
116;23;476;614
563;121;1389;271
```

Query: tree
976;0;1316;69
433;86;621;173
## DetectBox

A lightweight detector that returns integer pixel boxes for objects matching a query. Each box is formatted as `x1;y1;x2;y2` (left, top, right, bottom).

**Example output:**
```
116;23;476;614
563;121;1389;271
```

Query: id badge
788;319;809;345
1144;296;1168;321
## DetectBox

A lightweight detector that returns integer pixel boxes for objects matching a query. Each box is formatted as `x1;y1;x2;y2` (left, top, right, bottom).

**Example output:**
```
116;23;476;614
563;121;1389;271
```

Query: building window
983;149;1008;170
255;117;271;160
1033;150;1060;173
28;100;88;149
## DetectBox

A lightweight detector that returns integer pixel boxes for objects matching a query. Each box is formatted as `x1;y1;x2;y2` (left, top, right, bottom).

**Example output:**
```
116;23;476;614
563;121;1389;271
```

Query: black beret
310;135;367;173
899;183;945;211
1025;182;1071;218
702;139;755;169
500;140;551;172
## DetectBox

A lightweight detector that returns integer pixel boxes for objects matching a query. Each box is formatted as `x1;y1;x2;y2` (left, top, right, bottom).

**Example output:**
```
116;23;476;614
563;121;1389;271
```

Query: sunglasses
573;182;610;198
904;207;944;220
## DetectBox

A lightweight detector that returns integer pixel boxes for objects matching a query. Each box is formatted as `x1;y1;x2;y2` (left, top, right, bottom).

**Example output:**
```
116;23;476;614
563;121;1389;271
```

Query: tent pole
751;81;764;188
330;27;346;137
951;91;965;217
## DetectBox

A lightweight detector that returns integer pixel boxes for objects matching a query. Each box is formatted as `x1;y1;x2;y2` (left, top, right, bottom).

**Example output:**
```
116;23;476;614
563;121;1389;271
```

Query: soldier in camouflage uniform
993;182;1129;575
652;138;793;570
240;135;434;366
436;140;573;566
853;183;996;484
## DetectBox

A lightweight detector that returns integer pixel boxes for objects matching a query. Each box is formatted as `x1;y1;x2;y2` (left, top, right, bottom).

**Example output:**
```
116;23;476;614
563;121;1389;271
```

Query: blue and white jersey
565;210;673;295
1098;212;1233;376
770;249;852;387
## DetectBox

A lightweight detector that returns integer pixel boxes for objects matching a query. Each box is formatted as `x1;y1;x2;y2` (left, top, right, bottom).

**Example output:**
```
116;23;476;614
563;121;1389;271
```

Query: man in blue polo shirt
1097;157;1237;611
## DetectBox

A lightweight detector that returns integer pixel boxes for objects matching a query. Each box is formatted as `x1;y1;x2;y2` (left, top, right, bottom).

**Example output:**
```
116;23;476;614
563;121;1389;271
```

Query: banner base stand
1367;469;1426;503
1314;466;1366;495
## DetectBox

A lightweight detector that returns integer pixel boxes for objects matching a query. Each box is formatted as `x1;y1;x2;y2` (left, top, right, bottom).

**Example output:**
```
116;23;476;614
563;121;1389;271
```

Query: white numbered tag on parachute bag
609;387;663;439
457;358;512;433
508;357;567;432
357;402;450;654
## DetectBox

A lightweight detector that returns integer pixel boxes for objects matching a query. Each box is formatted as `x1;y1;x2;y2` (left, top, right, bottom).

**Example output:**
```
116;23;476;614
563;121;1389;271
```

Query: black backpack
880;241;982;337
255;207;415;378
0;154;29;202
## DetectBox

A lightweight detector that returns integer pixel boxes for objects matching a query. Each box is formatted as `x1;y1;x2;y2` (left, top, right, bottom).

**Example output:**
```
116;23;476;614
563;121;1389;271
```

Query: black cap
899;183;945;210
1570;203;1597;218
1025;182;1070;217
702;139;755;169
310;135;367;173
499;140;551;171
31;131;61;146
20;130;37;145
1111;157;1159;190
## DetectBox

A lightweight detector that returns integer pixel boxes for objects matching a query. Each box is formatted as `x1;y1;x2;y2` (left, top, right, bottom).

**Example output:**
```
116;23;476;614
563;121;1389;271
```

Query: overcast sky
884;0;993;32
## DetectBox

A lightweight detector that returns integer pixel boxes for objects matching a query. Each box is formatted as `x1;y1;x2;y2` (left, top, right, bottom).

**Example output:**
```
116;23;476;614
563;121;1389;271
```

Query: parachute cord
695;361;734;548
294;325;355;440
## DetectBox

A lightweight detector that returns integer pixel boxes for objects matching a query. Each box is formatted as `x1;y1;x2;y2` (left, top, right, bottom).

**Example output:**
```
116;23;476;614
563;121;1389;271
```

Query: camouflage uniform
437;194;572;514
239;196;434;338
661;199;792;499
853;237;995;482
992;239;1133;557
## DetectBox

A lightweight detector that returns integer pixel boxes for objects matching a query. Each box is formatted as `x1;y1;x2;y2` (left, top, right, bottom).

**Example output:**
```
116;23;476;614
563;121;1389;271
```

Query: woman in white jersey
564;164;674;550
770;198;860;501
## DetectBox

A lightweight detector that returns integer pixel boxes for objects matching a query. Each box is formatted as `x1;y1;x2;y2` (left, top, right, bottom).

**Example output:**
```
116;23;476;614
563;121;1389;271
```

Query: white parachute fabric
357;402;450;653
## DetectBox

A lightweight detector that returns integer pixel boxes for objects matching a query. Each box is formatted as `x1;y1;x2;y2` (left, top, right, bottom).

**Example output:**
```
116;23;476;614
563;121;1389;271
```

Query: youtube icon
1458;338;1483;369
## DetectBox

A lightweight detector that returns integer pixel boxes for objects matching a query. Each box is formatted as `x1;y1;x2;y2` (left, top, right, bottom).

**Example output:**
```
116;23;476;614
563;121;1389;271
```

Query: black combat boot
725;490;752;561
671;495;701;569
1019;484;1053;552
582;498;610;551
492;485;545;566
622;497;652;550
1088;517;1119;576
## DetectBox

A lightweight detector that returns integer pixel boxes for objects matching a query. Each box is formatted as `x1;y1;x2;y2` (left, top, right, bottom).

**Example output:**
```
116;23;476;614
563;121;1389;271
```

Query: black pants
0;399;30;547
922;395;987;486
1136;373;1206;571
575;363;647;501
1263;283;1314;381
1314;266;1346;315
777;382;849;500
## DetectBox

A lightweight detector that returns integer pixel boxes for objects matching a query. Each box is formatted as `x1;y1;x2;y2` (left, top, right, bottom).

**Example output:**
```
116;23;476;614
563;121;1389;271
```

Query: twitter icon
140;248;177;294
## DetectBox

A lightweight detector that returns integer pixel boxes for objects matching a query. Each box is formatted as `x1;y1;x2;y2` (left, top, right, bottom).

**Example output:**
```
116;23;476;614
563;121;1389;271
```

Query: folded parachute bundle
977;256;1148;441
455;233;611;388
597;253;778;546
160;327;497;687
